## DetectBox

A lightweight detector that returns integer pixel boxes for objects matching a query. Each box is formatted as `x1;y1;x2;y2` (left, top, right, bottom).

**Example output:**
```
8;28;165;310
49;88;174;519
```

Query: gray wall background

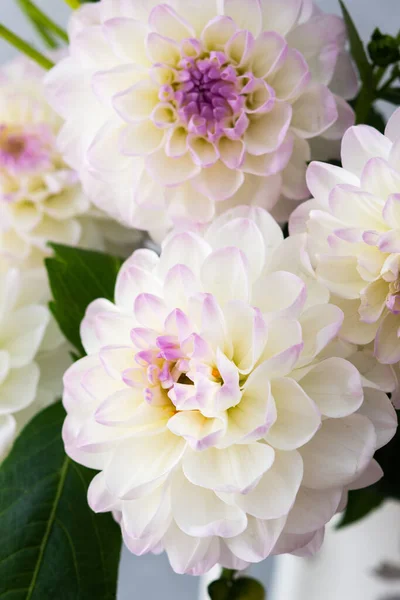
1;1;399;598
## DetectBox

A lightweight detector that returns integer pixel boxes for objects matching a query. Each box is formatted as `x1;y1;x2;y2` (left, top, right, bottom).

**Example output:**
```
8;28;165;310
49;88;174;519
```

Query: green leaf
337;487;384;528
231;578;265;599
339;1;372;85
208;579;231;600
0;402;121;600
45;244;123;355
379;87;400;105
209;577;266;600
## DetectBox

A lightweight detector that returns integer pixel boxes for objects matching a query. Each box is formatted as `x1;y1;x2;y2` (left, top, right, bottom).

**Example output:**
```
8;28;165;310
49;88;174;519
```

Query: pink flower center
163;52;244;142
0;123;53;174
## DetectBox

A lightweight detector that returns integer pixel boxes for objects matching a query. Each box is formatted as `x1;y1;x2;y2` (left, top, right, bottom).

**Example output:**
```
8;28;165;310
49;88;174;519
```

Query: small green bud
367;28;400;67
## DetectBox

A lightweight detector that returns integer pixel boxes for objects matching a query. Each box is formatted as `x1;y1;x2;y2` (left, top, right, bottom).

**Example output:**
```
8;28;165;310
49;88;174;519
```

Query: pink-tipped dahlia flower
62;206;396;574
0;265;70;461
291;108;400;367
0;57;138;268
46;0;356;238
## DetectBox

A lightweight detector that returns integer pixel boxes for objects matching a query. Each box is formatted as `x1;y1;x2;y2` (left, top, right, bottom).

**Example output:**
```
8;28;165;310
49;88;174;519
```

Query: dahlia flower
291;108;400;366
0;57;137;268
46;0;356;236
62;206;396;574
0;265;59;460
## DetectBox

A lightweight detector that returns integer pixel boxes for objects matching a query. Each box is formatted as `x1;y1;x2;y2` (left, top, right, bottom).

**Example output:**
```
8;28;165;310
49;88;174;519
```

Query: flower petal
265;377;321;450
182;443;275;493
300;414;376;489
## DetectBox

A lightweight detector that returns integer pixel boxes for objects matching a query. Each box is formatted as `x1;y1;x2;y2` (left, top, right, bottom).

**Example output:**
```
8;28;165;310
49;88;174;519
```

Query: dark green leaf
0;402;121;600
209;576;266;600
379;87;400;105
45;244;123;355
339;1;372;85
231;578;265;599
337;487;384;528
208;579;231;600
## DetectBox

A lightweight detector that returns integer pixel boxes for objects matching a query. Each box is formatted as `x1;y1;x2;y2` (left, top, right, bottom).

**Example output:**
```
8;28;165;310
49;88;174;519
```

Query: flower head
62;206;395;574
0;266;53;460
292;108;400;366
46;0;356;237
0;57;137;268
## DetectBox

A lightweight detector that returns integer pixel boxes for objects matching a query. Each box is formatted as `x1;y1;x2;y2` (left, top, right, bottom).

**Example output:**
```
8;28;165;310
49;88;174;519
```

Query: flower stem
17;0;69;44
0;24;54;69
221;568;237;582
63;0;80;8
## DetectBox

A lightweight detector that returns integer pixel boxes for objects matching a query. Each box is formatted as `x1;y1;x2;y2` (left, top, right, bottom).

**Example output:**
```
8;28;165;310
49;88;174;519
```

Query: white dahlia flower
46;0;356;237
0;57;139;268
0;265;68;460
291;108;400;367
62;206;396;574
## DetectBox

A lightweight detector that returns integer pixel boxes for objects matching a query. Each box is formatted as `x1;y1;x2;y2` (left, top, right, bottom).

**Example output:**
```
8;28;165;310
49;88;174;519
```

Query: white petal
0;414;16;461
172;471;247;538
357;388;397;450
252;271;306;320
235;450;303;519
146;32;181;66
341;124;392;178
291;84;338;139
297;357;363;418
182;443;275;493
205;205;283;261
298;304;343;365
225;515;286;562
113;80;160;122
205;217;265;281
244;103;292;155
224;302;268;372
120;120;164;155
164;522;219;575
149;4;195;41
115;249;161;310
375;311;400;365
105;431;186;499
249;31;287;79
2;306;49;368
159;231;211;278
266;377;321;450
192;161;244;201
167;411;225;450
385;107;400;142
306;161;359;210
0;363;40;415
201;247;250;305
222;0;262;36
260;0;302;35
285;486;342;534
300;414;376;489
103;17;150;63
146;149;200;186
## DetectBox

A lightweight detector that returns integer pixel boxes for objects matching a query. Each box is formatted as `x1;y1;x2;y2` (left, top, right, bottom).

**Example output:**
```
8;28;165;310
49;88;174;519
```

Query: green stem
17;0;68;43
354;83;375;124
378;68;400;94
63;0;80;8
373;65;387;87
0;24;54;70
221;568;237;582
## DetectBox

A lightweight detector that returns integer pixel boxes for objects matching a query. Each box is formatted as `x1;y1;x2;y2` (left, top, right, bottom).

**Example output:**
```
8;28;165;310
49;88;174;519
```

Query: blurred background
1;1;400;598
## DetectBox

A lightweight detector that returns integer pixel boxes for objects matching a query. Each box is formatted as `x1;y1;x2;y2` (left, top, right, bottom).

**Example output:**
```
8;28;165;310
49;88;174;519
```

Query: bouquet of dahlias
0;1;399;598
